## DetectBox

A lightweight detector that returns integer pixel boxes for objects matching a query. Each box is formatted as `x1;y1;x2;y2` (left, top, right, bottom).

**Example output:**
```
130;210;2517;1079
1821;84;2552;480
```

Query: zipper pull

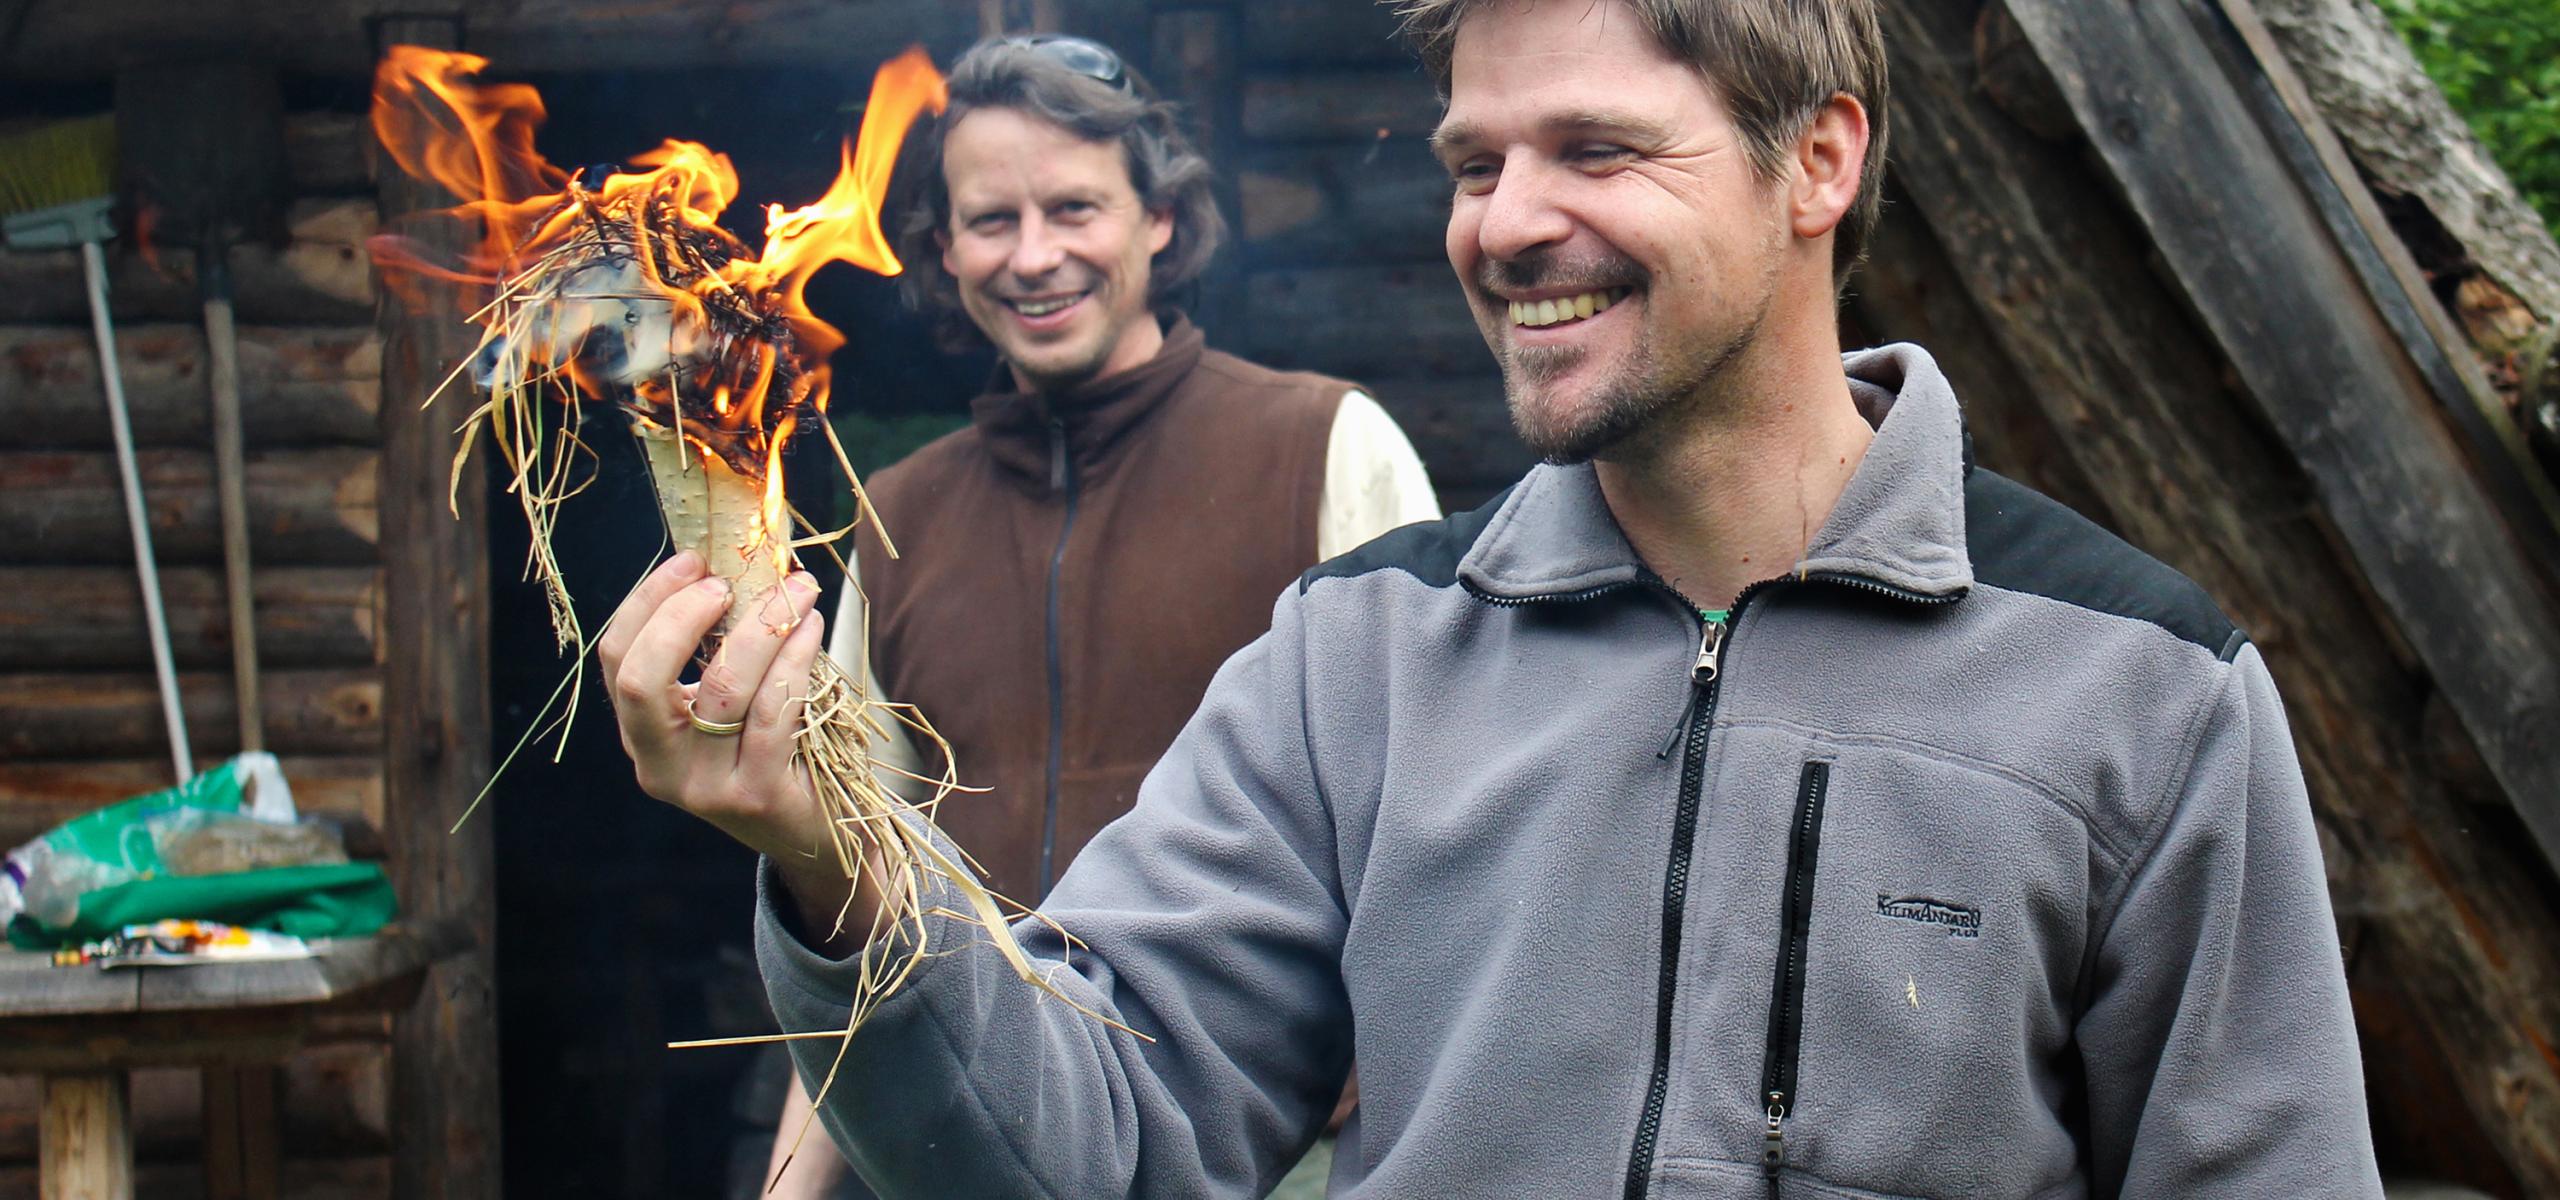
1762;1092;1788;1176
1048;419;1069;494
1656;687;1700;760
1693;618;1726;685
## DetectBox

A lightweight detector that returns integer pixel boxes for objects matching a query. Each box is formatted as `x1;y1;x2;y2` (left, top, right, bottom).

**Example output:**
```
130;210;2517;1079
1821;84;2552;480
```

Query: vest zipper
1759;759;1832;1181
1623;592;1742;1200
1039;418;1079;898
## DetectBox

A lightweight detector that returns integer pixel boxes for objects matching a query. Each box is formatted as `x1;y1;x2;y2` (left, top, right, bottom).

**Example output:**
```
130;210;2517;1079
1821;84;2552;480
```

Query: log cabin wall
0;100;404;1195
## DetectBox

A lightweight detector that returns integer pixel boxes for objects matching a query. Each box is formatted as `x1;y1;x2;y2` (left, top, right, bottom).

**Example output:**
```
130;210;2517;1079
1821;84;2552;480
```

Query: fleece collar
1458;342;1976;604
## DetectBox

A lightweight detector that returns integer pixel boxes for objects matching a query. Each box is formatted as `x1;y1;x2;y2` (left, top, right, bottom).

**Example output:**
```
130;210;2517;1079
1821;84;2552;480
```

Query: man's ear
1789;93;1869;242
937;225;957;277
1145;206;1174;257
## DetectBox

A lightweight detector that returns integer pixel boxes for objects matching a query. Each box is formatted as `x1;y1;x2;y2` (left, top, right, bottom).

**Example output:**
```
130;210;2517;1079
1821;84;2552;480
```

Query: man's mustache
1475;253;1646;297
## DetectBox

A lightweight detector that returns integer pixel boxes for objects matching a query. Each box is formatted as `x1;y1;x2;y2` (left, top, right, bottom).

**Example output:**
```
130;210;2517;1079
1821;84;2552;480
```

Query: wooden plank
1242;68;1440;142
1235;140;1451;269
1238;265;1492;381
0;200;374;327
372;17;500;1200
0;0;979;81
0;758;385;850
1998;0;2560;889
199;1066;280;1200
1876;4;2560;1192
1240;0;1412;68
1151;8;1246;339
0;669;382;760
0;1154;390;1200
0;568;381;672
0;1049;387;1166
39;1074;130;1200
0;326;381;449
282;114;375;198
1361;375;1535;495
0;448;378;567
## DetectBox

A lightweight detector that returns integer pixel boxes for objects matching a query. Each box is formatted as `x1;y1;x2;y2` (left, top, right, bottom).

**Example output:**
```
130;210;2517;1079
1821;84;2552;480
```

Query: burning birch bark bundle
368;47;1124;1060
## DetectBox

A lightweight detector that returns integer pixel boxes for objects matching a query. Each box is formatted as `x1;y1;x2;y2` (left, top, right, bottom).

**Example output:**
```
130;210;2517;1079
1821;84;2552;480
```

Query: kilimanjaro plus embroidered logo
1875;893;1982;939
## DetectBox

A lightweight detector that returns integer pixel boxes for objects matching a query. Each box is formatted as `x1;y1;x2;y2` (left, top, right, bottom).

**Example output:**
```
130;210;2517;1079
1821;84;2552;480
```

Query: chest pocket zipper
1761;760;1832;1179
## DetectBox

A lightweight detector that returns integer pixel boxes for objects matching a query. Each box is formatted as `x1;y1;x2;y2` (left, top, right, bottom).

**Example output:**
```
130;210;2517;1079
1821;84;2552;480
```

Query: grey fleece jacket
759;344;2382;1199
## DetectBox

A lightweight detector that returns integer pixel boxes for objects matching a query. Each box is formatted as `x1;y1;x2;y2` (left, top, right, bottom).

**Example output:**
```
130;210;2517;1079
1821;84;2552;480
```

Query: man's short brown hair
1396;0;1889;283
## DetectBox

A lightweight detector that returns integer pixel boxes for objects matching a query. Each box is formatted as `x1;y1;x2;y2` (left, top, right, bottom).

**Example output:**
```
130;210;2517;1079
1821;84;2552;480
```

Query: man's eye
966;213;1013;233
1572;144;1633;166
1451;161;1499;191
1053;201;1098;220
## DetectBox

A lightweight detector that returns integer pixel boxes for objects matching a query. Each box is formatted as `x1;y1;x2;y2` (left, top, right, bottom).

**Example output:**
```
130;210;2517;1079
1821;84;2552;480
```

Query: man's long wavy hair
896;39;1226;354
1395;0;1889;284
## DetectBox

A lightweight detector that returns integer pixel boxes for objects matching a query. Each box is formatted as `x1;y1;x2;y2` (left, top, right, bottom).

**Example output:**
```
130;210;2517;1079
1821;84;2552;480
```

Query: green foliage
824;409;967;526
2377;0;2560;233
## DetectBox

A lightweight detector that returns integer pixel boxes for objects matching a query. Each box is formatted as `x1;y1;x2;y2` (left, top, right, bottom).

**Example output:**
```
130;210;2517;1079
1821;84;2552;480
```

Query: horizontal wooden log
0;1154;388;1200
0;0;977;80
0;200;374;326
0;325;381;448
1363;375;1536;493
283;113;376;197
0;756;386;849
0;567;382;671
0;669;382;760
0;448;379;567
1243;68;1441;142
0;1046;390;1164
1240;0;1413;67
1236;141;1451;268
1239;265;1493;381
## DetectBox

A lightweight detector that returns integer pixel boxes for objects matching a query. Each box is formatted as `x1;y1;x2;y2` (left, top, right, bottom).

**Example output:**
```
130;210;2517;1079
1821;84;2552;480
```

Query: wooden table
0;917;468;1200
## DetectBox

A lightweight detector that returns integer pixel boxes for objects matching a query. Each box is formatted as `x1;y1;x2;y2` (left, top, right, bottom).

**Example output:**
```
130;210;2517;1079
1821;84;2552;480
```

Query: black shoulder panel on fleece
1300;485;1515;594
1964;469;2247;661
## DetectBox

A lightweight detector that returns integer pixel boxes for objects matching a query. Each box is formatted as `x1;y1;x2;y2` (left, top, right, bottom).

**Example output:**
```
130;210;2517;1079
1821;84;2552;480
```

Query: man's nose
1475;161;1574;263
1008;212;1068;279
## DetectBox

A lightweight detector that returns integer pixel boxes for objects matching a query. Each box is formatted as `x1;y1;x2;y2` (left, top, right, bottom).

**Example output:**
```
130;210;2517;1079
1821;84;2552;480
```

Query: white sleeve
827;558;929;796
1317;389;1442;560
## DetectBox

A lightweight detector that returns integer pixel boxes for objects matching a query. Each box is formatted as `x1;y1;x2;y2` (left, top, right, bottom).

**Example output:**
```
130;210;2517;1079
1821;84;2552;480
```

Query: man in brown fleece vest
765;37;1439;1197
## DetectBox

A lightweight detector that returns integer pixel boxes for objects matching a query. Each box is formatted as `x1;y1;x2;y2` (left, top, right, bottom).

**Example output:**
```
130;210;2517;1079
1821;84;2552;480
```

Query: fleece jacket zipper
1760;759;1831;1179
1623;585;1742;1200
1039;418;1079;899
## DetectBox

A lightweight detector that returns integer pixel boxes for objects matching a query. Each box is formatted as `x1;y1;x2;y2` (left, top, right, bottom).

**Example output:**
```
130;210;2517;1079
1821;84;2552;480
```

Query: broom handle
83;238;195;784
202;248;264;752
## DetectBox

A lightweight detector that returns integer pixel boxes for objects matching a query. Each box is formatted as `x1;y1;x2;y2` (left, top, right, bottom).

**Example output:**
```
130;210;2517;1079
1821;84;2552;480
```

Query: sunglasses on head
1004;34;1131;91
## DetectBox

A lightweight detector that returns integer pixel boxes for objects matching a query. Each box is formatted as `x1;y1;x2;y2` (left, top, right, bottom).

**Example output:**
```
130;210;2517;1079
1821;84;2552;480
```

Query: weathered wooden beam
0;200;375;326
1152;8;1246;339
1995;0;2560;877
0;1156;391;1200
1239;0;1412;68
0;325;382;448
0;449;378;567
0;669;382;760
0;0;980;82
371;15;498;1200
1238;265;1490;381
1362;375;1534;496
1242;68;1439;142
1876;3;2560;1191
284;113;378;197
0;756;386;849
1235;140;1450;269
0;567;381;671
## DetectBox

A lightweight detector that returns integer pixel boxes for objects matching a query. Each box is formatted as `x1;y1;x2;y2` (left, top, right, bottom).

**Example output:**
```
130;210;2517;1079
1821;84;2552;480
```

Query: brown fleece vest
853;317;1348;902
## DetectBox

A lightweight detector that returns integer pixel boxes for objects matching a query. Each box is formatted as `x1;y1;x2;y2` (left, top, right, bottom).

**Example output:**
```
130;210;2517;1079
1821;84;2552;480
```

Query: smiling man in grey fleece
594;0;2385;1195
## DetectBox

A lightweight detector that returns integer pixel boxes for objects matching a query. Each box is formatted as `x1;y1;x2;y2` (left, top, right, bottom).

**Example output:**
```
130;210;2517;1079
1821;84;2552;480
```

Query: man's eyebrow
1429;109;1677;159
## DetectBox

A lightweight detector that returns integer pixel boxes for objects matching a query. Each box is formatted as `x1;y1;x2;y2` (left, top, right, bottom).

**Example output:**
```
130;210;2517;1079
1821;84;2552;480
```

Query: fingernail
788;572;819;600
694;577;730;596
670;551;704;576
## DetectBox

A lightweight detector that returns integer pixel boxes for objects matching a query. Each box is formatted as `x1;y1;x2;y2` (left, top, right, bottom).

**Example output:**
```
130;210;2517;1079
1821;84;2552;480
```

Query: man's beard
1482;250;1770;464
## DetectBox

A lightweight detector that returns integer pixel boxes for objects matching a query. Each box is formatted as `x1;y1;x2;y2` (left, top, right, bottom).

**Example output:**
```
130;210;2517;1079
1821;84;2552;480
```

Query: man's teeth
1508;288;1629;328
1012;295;1081;317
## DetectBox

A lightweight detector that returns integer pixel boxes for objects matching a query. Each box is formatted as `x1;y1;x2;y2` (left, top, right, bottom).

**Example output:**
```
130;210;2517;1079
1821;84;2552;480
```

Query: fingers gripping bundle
366;47;1119;1067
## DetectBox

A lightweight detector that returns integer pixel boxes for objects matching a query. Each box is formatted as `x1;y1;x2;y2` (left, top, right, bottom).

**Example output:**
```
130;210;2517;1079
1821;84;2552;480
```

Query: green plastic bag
7;862;397;949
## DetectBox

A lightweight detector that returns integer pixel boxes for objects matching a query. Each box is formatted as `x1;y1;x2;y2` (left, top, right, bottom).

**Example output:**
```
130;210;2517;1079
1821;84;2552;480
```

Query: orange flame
367;44;946;480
